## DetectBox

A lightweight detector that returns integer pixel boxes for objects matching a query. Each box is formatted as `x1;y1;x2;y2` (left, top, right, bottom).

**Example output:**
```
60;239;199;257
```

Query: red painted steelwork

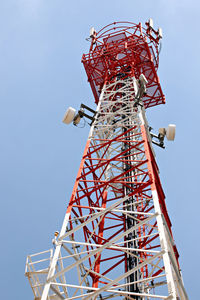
67;126;155;288
25;21;187;300
82;22;165;108
63;21;180;294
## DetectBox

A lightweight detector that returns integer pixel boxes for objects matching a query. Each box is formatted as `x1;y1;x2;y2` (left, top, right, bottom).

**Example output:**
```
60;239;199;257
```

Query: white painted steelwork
25;78;188;300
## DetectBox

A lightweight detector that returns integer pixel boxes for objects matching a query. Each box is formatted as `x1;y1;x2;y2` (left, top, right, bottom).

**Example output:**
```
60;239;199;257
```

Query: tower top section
82;21;165;109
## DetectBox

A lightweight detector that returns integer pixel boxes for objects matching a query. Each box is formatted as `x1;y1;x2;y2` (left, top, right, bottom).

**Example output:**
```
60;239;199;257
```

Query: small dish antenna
166;124;176;141
62;107;76;124
150;124;176;148
62;104;96;126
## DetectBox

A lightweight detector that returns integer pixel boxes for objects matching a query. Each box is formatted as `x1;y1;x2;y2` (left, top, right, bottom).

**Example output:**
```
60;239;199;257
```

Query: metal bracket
149;127;165;149
75;103;97;126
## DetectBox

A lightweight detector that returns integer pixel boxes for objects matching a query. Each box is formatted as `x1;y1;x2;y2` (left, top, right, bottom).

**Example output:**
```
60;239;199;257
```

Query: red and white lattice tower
25;21;188;300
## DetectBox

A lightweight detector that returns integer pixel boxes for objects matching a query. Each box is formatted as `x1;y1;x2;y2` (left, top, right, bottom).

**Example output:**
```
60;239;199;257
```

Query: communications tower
25;21;188;300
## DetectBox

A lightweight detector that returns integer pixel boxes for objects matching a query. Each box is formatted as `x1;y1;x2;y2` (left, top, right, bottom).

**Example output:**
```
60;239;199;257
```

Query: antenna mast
25;20;188;300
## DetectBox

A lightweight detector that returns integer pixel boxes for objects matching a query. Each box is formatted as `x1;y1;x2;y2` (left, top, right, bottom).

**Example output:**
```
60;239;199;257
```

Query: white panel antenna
158;27;163;39
149;18;154;28
90;27;96;38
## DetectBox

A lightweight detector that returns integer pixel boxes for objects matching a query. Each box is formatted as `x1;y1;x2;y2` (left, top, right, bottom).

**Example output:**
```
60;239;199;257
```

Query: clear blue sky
0;0;198;299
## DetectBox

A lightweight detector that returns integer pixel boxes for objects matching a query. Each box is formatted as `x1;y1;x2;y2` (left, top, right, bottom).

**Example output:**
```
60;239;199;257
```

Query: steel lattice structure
25;21;188;300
